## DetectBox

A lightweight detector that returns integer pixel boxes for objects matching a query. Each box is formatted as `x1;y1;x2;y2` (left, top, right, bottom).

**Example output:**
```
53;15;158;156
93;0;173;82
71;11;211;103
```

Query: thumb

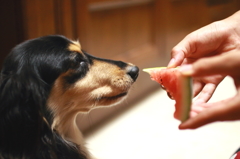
180;51;240;77
179;96;240;129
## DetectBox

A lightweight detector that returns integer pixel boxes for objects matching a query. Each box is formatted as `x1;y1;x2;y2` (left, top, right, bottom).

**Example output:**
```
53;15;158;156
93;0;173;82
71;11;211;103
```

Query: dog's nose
127;66;139;81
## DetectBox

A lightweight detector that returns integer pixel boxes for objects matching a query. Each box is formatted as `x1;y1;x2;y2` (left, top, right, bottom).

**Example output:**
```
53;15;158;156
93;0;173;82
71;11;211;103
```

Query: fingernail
168;58;176;68
179;64;193;76
178;119;191;130
178;123;187;130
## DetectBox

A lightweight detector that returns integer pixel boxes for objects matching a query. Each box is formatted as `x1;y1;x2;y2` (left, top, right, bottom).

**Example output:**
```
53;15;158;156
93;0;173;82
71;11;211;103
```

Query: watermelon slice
143;67;192;122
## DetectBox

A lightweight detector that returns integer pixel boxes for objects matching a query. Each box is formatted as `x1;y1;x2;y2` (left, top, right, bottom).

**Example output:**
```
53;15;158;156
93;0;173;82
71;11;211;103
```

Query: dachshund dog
0;35;139;159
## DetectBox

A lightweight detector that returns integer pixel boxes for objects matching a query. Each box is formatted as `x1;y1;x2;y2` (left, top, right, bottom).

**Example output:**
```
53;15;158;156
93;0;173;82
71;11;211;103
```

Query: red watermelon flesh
143;67;192;122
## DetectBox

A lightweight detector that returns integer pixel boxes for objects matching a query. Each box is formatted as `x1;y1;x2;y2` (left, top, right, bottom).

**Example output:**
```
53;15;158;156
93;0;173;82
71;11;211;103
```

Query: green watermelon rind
143;67;192;123
179;75;192;122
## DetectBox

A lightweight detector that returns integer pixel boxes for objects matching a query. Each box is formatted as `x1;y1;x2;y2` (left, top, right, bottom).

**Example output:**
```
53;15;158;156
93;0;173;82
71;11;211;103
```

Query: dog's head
47;38;139;113
0;35;138;158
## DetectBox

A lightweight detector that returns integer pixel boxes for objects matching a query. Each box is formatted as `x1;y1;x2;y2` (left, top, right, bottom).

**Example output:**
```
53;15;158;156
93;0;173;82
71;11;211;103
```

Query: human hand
168;10;240;68
178;51;240;129
167;11;240;129
168;11;240;105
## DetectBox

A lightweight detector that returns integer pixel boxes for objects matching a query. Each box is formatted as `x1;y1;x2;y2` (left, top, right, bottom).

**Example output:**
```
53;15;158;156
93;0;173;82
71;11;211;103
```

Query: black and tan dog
0;35;139;159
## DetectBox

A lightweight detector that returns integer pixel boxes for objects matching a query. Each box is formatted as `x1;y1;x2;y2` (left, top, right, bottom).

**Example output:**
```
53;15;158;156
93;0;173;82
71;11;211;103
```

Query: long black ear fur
0;70;55;158
0;36;87;159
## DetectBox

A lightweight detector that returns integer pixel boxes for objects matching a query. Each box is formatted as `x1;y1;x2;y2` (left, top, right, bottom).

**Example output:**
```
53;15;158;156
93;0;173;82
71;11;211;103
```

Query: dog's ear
0;71;55;158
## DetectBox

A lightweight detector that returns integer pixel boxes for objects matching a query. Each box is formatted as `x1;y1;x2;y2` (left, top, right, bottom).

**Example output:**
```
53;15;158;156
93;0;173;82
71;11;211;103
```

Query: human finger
193;83;218;105
168;22;226;68
179;96;240;129
168;33;195;68
168;50;186;68
190;75;224;103
192;79;204;98
180;51;240;77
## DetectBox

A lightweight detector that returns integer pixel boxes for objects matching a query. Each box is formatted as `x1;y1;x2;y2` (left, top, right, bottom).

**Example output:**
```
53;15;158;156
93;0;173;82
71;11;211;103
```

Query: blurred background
1;0;240;132
1;0;240;158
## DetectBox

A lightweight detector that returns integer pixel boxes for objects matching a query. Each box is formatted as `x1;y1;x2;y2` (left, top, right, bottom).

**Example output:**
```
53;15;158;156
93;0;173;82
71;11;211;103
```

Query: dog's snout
127;66;139;81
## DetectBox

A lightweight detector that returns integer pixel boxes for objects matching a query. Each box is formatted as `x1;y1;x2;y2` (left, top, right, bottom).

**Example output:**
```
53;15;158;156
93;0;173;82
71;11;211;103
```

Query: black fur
0;35;139;159
0;35;88;159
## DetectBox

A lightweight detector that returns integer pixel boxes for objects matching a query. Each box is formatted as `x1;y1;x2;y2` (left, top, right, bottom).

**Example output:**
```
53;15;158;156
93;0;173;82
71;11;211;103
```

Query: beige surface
85;77;240;159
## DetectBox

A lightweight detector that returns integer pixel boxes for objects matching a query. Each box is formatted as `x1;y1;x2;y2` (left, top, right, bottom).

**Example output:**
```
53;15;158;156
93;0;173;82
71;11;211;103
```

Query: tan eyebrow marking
68;40;82;53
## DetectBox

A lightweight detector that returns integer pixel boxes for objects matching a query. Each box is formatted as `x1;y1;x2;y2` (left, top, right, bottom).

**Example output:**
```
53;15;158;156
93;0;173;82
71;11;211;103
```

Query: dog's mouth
97;92;128;101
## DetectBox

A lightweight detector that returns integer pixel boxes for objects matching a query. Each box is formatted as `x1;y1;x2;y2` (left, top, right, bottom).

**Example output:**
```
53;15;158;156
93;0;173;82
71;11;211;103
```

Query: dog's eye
78;61;88;73
80;61;87;67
